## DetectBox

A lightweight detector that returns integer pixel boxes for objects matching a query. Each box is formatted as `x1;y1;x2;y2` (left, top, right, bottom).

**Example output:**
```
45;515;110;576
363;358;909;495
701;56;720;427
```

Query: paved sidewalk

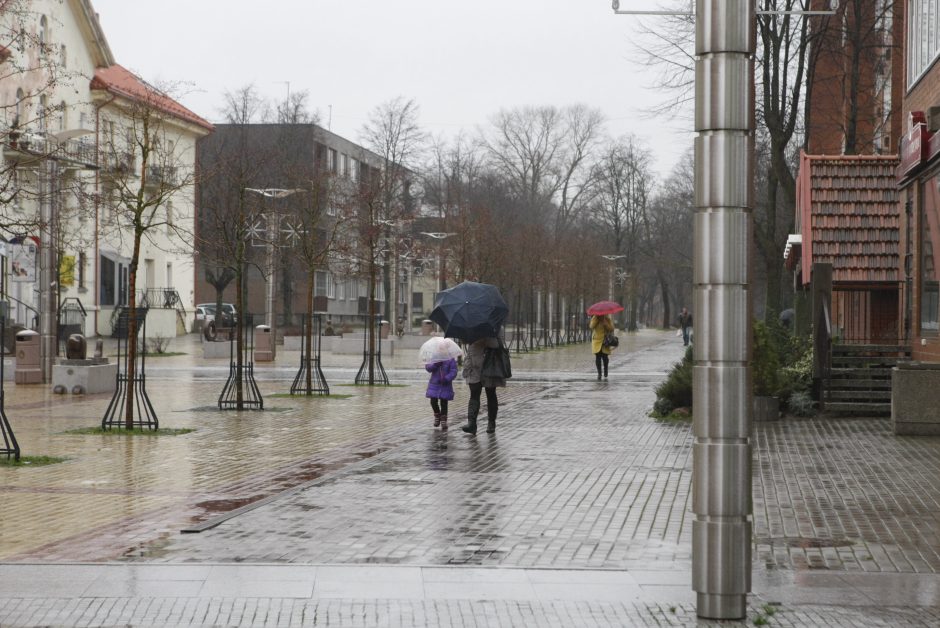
1;330;939;626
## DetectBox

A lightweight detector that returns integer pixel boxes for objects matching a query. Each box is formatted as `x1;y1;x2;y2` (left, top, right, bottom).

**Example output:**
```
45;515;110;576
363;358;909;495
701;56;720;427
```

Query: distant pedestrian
426;357;458;430
678;308;693;347
323;320;335;336
461;336;505;435
590;314;615;380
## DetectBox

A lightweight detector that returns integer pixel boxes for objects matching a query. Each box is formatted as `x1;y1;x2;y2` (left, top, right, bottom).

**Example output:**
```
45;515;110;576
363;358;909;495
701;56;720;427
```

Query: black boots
462;398;480;434
486;405;497;434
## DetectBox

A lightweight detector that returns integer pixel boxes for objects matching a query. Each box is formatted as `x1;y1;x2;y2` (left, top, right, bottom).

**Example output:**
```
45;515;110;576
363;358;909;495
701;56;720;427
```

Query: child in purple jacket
426;358;458;430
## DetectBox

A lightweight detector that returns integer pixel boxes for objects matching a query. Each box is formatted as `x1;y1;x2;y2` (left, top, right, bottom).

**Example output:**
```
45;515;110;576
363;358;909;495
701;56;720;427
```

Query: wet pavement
0;330;939;626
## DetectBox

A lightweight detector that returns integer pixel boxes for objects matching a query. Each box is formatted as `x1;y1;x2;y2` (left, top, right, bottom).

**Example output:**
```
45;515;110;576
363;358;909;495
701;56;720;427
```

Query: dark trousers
682;326;691;346
595;351;609;377
430;398;449;415
468;382;498;416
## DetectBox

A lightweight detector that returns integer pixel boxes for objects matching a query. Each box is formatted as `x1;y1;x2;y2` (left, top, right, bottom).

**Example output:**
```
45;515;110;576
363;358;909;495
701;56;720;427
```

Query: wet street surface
1;330;939;626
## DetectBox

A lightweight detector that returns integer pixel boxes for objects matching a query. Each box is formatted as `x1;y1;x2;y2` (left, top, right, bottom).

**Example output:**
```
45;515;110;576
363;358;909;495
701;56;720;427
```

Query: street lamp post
421;232;457;294
600;254;626;302
245;187;303;360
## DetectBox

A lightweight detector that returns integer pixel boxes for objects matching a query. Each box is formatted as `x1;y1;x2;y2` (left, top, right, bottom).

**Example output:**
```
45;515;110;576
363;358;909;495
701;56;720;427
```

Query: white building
1;0;212;339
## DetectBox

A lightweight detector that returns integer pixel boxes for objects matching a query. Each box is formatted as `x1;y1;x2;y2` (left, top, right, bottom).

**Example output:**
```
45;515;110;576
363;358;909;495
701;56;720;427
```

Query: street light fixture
600;254;626;301
245;187;304;353
421;232;457;294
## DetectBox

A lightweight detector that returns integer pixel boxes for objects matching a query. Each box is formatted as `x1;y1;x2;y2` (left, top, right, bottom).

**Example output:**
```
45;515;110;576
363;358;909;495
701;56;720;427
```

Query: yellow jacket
590;315;614;354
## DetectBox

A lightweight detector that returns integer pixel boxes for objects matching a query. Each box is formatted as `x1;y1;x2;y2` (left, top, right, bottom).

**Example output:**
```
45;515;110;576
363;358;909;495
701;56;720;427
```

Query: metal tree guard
291;314;329;395
0;314;20;461
354;314;389;385
102;310;158;430
218;315;263;410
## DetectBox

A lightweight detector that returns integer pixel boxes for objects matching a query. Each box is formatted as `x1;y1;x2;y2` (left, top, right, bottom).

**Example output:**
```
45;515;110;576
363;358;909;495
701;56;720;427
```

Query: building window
78;251;86;289
14;88;24;124
314;270;328;297
58;100;66;130
908;0;940;87
38;15;47;53
327;149;337;173
60;44;66;68
165;201;174;234
336;276;345;301
38;95;46;131
349;158;358;182
99;252;129;307
921;176;940;332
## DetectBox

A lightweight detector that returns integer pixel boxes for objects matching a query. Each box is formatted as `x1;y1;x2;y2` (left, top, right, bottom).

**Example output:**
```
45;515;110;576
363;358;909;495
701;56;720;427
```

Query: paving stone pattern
0;598;938;628
117;342;940;575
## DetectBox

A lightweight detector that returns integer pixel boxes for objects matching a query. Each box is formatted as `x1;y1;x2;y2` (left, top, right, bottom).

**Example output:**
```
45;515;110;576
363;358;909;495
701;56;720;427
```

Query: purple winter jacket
425;358;458;400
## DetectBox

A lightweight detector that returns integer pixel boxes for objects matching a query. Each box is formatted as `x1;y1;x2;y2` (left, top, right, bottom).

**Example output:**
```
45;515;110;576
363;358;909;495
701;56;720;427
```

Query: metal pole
692;0;753;620
39;158;57;382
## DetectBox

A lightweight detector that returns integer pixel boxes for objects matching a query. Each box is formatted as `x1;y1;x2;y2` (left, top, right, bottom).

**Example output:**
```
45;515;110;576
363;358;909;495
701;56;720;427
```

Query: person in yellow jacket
590;314;615;380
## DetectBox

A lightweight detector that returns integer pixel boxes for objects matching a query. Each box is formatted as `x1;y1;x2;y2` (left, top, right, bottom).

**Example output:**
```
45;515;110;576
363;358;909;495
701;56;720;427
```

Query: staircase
823;344;911;415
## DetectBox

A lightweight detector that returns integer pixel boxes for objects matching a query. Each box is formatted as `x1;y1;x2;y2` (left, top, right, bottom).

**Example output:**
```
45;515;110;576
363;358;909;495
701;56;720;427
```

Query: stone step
824;378;892;390
823;401;892;415
828;367;894;379
832;344;911;356
827;390;892;401
830;356;910;367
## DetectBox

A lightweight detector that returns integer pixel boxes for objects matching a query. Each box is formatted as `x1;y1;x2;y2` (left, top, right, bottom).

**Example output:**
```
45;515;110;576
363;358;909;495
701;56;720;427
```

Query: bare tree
482;104;604;237
97;77;205;427
592;134;655;331
360;97;425;348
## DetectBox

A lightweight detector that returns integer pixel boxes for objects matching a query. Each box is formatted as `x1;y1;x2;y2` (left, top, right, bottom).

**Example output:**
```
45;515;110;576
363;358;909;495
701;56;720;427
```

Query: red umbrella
587;300;625;316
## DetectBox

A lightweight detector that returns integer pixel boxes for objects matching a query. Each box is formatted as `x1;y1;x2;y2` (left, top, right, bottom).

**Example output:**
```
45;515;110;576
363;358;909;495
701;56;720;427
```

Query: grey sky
91;0;692;178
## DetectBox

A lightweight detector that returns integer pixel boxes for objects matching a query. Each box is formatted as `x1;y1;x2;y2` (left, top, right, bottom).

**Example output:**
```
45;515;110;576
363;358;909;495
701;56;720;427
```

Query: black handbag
603;332;619;348
482;338;512;379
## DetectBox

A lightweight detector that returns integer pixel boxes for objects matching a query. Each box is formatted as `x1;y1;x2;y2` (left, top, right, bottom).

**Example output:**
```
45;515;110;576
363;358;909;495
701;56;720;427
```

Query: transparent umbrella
418;336;463;365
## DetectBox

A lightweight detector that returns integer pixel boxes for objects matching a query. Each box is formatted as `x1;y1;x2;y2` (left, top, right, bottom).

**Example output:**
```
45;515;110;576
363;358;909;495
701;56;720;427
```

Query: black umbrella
430;281;509;343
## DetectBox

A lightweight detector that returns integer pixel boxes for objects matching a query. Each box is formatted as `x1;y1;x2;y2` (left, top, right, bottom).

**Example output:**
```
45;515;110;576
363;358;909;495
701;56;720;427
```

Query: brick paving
1;330;940;626
0;597;938;627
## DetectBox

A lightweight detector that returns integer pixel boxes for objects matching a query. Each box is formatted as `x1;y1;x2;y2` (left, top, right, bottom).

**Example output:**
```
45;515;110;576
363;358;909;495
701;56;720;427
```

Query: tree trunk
305;279;314;391
235;268;244;408
124;232;142;428
659;272;671;329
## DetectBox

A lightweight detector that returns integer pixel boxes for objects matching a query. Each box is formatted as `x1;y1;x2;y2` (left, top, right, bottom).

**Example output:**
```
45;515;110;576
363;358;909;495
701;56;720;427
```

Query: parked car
195;303;237;328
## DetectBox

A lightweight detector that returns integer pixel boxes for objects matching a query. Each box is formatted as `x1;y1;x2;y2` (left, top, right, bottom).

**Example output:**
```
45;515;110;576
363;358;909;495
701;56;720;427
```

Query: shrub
654;345;693;411
753;319;784;397
147;334;172;354
786;390;815;417
653;397;675;416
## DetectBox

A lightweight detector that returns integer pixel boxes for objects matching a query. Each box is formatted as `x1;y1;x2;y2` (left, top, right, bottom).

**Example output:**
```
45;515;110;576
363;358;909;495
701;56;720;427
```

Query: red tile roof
796;152;901;284
91;65;213;132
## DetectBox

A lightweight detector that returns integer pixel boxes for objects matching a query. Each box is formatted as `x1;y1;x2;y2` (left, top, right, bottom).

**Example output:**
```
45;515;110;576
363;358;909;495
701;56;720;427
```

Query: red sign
899;122;931;179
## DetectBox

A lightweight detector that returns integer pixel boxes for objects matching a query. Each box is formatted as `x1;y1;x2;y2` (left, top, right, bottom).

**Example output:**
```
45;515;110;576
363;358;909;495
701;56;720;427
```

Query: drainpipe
93;93;116;336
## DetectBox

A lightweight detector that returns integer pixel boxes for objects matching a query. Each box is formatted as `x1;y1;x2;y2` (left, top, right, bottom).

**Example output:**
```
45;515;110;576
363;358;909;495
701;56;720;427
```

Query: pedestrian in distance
426;357;458;430
590;314;615;380
461;336;505;435
678;307;693;347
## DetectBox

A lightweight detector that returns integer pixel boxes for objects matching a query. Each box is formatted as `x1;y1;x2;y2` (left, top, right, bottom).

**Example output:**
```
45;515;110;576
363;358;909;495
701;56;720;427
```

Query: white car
195;303;237;327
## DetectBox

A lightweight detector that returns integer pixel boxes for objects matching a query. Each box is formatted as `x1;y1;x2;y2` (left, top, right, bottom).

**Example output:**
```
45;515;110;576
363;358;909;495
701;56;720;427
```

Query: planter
892;362;940;435
753;395;780;422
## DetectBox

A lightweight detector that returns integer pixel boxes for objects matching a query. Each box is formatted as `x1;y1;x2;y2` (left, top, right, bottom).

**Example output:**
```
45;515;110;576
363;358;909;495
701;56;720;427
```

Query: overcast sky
90;0;693;179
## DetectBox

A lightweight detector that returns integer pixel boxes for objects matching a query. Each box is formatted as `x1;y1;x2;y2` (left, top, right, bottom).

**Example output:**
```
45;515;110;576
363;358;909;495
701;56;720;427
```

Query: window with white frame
60;44;66;69
327;272;335;298
909;0;940;87
314;270;328;297
328;149;337;173
336;276;346;300
348;158;358;182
